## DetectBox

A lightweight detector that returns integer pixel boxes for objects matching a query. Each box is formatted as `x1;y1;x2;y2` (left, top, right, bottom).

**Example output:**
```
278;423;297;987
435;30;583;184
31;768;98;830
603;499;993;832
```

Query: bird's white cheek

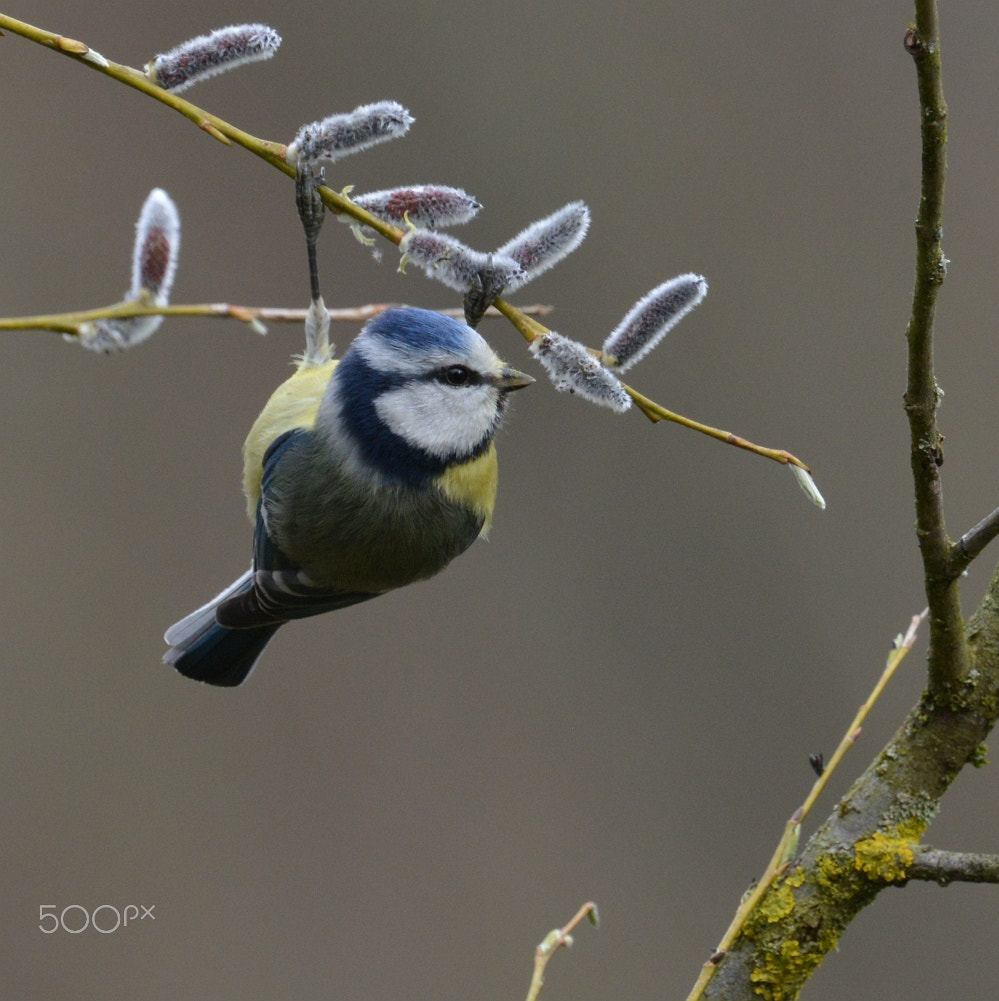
375;384;496;459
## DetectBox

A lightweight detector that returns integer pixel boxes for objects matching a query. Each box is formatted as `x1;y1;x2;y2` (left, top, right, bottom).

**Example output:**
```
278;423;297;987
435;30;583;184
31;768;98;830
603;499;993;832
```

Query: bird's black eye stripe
435;364;481;388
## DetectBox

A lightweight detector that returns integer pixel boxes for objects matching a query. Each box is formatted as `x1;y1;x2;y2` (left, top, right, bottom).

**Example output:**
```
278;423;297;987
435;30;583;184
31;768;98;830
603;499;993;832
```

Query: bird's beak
496;367;535;392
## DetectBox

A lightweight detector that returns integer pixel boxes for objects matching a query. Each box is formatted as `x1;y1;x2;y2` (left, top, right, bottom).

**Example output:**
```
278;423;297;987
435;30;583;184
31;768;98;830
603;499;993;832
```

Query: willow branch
0;13;400;242
0;15;286;161
0;300;552;336
903;5;971;692
0;12;817;482
492;297;812;471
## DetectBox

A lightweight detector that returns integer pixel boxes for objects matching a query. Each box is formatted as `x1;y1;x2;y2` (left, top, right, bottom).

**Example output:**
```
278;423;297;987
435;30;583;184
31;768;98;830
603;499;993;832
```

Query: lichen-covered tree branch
697;4;999;997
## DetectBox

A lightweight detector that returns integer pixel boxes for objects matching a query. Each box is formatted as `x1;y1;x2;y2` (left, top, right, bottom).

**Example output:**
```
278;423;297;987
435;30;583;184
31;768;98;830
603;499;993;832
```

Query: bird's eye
439;365;475;387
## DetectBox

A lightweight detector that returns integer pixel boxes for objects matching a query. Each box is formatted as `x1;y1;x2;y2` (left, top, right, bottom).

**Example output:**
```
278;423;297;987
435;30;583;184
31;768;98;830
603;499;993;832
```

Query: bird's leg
296;162;326;304
295;163;332;366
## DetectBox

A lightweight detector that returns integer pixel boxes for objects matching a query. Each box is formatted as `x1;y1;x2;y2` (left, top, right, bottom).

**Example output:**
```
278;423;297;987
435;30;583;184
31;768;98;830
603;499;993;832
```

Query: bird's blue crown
364;307;476;354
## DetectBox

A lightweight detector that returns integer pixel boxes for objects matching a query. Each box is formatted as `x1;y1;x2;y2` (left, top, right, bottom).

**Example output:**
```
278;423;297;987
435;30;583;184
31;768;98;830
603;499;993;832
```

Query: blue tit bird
163;305;533;686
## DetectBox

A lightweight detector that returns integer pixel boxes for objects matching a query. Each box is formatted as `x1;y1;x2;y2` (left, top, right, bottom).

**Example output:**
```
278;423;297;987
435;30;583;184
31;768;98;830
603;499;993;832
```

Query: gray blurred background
2;2;997;998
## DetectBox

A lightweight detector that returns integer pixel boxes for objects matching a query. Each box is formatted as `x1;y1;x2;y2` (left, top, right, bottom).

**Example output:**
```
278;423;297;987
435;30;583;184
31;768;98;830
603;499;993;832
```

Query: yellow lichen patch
785;867;806;889
814;851;859;905
750;939;805;1001
756;884;796;924
853;832;915;883
892;817;929;842
742;875;809;1000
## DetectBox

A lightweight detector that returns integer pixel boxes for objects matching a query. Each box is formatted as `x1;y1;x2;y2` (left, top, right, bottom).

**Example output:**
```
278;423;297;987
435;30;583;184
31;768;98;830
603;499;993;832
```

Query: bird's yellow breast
435;444;499;536
242;359;337;521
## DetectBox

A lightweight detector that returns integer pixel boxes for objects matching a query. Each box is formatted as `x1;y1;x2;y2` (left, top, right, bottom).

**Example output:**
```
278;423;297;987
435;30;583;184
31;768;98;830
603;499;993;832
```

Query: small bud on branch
788;463;826;510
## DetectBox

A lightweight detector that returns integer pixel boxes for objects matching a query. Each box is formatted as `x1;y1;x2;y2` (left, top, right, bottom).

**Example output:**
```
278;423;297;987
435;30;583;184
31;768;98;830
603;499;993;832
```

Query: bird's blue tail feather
168;621;281;687
164;570;281;686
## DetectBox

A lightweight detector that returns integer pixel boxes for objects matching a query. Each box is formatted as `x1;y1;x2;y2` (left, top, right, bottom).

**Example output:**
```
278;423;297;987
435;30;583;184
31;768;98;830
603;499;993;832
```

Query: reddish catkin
147;24;281;93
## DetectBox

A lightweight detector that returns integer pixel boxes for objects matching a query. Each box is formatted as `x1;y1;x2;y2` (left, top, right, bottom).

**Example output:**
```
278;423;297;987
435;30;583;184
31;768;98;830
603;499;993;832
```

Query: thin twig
525;903;599;1001
684;609;927;1001
906;848;999;885
947;505;999;578
0;300;553;335
796;609;927;823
